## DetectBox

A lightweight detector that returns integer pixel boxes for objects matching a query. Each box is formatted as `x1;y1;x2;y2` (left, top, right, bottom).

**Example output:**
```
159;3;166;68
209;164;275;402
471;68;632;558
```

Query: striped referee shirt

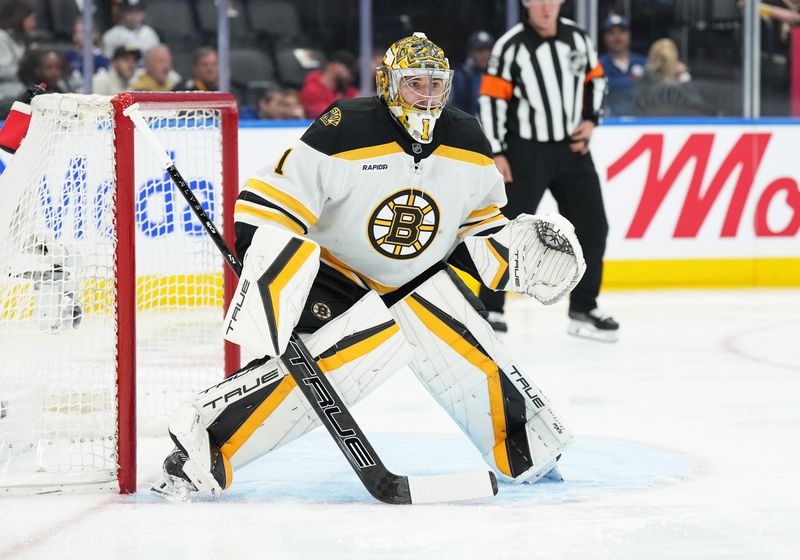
479;18;606;153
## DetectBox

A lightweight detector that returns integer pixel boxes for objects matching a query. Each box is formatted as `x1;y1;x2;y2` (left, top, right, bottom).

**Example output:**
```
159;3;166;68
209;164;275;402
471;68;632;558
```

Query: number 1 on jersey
274;148;292;176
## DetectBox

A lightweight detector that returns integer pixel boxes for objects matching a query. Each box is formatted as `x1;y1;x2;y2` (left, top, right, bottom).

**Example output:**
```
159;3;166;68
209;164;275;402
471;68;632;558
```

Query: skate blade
567;321;618;343
151;476;195;502
542;465;564;482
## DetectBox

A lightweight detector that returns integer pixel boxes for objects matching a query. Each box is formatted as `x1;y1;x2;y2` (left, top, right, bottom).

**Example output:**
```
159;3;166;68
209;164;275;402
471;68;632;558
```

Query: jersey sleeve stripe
332;141;405;161
458;214;508;238
460;208;503;228
479;74;513;101
432;145;494;166
235;201;305;235
238;190;308;233
244;178;318;226
466;204;501;221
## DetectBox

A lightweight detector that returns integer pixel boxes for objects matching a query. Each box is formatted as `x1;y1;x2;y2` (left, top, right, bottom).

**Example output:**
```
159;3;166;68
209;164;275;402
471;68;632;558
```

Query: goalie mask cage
0;92;239;494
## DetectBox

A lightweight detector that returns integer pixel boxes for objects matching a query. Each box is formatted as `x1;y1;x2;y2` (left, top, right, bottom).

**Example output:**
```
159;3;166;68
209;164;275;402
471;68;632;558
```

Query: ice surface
1;289;799;559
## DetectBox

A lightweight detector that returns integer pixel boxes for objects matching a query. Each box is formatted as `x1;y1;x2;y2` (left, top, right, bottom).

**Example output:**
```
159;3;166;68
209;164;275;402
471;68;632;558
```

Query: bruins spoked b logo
368;189;439;259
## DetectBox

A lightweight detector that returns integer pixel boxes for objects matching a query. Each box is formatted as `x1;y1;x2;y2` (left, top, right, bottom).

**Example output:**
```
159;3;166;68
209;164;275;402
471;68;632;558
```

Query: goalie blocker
223;226;320;358
155;264;573;498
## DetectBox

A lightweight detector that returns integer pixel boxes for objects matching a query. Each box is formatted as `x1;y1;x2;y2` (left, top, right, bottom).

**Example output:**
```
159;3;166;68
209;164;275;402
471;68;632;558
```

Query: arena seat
195;0;256;47
230;47;277;102
247;0;304;46
274;46;324;89
145;0;201;51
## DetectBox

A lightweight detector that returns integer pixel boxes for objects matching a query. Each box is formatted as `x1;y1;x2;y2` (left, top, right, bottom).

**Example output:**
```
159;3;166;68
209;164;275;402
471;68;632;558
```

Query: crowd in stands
447;14;714;120
2;0;796;121
0;0;363;120
450;30;493;117
596;14;711;117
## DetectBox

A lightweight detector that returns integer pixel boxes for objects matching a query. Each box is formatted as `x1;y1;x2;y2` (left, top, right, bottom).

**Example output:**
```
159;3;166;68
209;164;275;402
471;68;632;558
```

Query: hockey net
0;92;239;493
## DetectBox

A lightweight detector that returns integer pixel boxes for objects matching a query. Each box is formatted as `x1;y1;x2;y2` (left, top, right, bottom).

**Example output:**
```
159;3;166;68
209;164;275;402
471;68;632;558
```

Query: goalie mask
376;32;452;144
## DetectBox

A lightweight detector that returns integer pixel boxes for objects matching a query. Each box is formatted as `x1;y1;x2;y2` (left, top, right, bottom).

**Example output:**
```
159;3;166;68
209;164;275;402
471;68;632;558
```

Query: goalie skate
151;448;199;501
152;404;231;499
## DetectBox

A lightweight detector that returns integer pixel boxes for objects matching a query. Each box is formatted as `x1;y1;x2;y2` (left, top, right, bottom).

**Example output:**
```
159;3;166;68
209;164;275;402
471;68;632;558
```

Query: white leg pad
180;291;412;470
390;270;573;483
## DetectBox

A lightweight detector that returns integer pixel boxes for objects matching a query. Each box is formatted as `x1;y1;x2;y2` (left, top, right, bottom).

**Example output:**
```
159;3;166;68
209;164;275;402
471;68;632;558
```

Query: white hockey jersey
234;97;508;293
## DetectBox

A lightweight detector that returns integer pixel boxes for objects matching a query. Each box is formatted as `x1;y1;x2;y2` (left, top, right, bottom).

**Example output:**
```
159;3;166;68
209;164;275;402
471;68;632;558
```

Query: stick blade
408;470;498;504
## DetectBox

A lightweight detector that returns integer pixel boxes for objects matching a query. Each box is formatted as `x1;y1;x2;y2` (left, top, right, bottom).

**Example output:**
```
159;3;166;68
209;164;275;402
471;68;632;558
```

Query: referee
478;0;619;342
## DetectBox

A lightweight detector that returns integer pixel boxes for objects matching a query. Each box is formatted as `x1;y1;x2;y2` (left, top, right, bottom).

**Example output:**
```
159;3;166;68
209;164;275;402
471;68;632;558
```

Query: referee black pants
479;137;608;315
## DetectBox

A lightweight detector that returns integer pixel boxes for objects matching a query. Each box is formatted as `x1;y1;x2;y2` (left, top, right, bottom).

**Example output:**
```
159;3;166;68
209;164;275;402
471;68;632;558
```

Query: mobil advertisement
591;122;799;287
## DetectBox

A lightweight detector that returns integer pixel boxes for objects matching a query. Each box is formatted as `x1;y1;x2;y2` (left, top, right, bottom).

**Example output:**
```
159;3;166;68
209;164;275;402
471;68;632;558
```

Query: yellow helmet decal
386;34;449;71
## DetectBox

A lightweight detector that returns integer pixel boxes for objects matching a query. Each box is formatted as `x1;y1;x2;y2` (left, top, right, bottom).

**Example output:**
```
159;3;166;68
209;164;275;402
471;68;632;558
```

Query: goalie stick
120;96;498;504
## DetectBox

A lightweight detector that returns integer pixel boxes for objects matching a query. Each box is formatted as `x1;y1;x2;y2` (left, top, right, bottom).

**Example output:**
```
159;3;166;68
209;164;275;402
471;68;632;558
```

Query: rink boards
1;118;797;289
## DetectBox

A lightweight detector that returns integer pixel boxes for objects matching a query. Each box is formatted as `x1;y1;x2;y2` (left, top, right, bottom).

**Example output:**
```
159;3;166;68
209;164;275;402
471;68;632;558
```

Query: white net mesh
0;94;229;491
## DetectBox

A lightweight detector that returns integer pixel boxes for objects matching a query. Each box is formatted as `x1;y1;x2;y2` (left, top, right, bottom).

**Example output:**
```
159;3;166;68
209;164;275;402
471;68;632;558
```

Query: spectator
131;44;178;92
644;38;691;83
450;30;494;116
300;50;358;118
244;87;305;120
101;0;159;58
0;0;36;98
92;44;140;95
745;1;800;25
282;88;305;119
65;17;110;92
17;49;71;94
174;47;218;91
632;38;710;116
255;86;286;119
598;15;646;116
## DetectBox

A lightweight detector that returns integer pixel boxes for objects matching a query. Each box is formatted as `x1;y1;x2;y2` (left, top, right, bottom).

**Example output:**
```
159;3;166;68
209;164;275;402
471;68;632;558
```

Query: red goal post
113;92;240;493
